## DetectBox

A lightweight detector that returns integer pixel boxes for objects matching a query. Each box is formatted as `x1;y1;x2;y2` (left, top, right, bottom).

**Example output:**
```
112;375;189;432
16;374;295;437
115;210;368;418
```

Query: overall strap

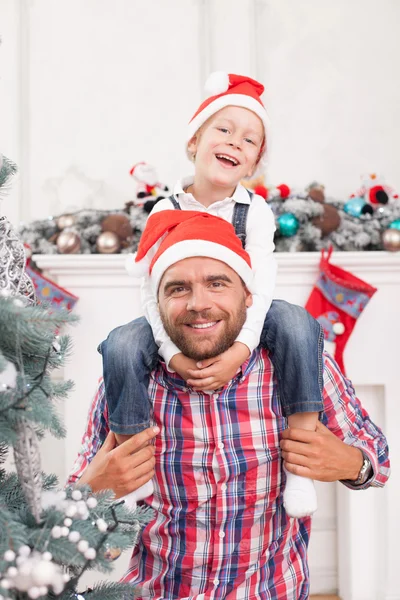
168;195;181;210
232;189;252;248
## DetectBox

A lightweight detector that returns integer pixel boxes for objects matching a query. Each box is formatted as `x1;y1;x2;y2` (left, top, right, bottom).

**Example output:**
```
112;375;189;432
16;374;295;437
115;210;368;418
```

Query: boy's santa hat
127;210;254;294
187;72;270;170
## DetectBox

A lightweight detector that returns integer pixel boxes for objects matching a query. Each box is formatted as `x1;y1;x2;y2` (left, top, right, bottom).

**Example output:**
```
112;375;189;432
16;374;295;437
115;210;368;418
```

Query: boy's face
188;106;264;190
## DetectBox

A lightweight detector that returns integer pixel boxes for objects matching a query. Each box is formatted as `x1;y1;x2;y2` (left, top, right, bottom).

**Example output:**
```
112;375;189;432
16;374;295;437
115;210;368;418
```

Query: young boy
99;72;324;518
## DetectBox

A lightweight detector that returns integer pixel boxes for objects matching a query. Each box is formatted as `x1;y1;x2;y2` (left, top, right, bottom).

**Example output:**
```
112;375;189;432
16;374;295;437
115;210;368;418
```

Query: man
68;211;390;599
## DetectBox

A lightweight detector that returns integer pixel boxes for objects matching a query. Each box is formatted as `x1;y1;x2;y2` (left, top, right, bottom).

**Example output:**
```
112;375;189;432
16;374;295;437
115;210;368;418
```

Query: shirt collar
173;177;251;205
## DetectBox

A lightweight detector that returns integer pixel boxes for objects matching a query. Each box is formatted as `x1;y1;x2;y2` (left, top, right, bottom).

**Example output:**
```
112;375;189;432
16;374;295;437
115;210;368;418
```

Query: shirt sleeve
235;194;277;353
66;378;110;486
141;274;181;369
321;353;390;490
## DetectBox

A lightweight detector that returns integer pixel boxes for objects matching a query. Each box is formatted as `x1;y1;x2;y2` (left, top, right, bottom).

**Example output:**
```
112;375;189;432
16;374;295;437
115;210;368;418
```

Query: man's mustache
176;311;226;325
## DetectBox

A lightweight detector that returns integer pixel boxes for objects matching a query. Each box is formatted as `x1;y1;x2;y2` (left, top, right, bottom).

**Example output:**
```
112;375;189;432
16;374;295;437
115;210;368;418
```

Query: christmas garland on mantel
19;176;400;255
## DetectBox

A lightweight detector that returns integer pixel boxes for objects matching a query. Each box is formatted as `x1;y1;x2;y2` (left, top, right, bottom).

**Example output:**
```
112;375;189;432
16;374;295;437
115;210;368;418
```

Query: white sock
120;479;154;511
283;466;317;518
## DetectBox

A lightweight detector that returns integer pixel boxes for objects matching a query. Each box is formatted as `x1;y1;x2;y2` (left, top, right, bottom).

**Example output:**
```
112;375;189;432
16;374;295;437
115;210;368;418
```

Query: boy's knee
268;301;320;342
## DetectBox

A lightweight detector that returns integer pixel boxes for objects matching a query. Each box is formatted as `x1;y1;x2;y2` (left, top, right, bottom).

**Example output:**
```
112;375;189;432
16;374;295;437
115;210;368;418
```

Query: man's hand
186;342;250;391
79;426;159;497
280;421;364;482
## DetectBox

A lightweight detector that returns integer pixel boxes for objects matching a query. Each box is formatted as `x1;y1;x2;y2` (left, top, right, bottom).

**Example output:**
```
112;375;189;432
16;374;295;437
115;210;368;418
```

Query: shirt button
221;483;227;491
219;531;225;538
218;442;224;449
213;578;219;586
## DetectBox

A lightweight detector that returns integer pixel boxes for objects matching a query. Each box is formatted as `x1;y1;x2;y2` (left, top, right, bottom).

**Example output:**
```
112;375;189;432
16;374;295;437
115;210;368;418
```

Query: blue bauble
343;197;366;218
278;212;299;237
389;219;400;231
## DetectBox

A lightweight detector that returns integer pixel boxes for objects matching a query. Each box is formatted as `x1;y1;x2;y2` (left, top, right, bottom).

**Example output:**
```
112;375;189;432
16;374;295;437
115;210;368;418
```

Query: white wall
1;0;400;225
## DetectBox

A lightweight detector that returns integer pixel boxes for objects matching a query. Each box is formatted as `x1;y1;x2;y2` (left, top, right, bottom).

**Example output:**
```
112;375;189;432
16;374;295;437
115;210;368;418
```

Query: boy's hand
186;342;250;391
78;427;159;498
169;353;199;381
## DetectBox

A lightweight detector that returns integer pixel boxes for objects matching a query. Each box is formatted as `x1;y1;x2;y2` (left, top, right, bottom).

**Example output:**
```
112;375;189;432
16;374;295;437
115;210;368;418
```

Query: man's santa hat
187;72;270;170
127;211;254;294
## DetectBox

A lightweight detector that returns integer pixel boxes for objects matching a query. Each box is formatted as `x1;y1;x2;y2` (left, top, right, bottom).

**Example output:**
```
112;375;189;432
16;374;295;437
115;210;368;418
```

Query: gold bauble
56;230;81;254
57;214;76;230
104;546;122;562
382;228;400;252
96;231;121;254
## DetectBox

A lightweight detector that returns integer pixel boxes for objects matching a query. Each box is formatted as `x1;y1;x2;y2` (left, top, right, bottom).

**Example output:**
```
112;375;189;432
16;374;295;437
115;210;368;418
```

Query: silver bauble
96;231;121;254
56;230;81;254
56;214;76;230
382;228;400;252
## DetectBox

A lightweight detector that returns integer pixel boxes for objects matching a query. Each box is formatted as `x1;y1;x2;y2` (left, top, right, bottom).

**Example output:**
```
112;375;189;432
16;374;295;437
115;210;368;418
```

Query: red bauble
276;184;291;199
253;185;268;200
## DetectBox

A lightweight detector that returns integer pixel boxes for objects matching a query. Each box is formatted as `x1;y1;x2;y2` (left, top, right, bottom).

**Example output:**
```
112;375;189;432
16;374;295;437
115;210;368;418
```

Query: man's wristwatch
352;452;373;485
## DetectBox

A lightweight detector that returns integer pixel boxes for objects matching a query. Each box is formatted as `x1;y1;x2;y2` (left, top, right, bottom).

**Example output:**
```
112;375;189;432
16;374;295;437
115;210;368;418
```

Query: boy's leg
262;300;324;416
98;316;159;437
98;317;159;509
261;300;324;518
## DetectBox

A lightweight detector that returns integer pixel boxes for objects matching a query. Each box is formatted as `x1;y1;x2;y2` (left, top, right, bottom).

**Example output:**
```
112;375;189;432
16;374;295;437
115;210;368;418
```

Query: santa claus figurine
129;162;170;213
352;173;398;208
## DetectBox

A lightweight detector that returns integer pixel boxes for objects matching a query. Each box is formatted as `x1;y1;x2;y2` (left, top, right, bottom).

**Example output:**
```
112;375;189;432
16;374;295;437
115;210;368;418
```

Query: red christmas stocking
305;247;377;375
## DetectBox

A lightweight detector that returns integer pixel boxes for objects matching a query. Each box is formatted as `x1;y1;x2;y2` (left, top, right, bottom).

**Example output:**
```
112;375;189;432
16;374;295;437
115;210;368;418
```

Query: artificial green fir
0;155;153;599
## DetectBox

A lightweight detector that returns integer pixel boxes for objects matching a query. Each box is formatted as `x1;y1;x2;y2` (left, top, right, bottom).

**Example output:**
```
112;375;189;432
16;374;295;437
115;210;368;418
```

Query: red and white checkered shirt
68;350;390;599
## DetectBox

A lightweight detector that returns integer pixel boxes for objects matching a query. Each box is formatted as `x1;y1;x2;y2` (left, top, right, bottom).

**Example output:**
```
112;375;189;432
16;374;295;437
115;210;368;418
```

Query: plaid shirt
68;350;390;599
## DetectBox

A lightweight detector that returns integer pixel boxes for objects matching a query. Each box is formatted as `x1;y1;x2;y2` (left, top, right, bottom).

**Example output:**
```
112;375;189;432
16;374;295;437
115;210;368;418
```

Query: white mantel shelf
34;251;400;280
34;251;400;600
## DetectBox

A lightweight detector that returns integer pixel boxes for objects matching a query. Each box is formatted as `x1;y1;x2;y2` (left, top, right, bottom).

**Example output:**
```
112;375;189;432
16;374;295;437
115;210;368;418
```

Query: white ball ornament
0;579;11;589
42;552;52;561
7;567;18;578
204;71;230;97
64;518;72;527
333;322;345;335
65;504;78;518
77;540;89;553
4;550;16;561
27;586;41;599
71;490;82;501
39;586;48;596
86;496;97;509
51;526;62;539
96;518;108;532
68;530;81;543
84;548;96;560
18;546;31;558
61;526;70;537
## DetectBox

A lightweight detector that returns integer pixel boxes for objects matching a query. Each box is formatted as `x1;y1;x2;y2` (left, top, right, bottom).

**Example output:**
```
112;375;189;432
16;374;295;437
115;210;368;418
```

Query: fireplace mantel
34;251;400;600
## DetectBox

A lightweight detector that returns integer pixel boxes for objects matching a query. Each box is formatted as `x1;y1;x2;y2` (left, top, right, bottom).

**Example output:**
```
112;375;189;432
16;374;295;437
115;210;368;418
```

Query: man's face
158;257;253;361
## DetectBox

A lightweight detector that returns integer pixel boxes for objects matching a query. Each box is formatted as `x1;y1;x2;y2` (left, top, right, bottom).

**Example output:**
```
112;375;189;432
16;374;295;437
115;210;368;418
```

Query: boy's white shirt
141;176;277;368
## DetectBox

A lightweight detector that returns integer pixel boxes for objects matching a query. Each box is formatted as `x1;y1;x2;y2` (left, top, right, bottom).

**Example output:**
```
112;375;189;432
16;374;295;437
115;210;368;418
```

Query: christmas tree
0;155;152;599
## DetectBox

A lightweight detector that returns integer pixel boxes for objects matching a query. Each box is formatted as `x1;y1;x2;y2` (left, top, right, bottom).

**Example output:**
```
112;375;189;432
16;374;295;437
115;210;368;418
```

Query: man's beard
159;302;247;361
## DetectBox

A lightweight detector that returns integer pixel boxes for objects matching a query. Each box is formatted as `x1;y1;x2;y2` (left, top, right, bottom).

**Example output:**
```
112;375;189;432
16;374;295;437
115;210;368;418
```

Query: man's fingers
100;431;117;453
127;470;156;493
280;438;315;457
280;427;316;443
127;445;156;469
127;455;156;481
281;450;310;467
284;461;313;479
115;426;160;457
